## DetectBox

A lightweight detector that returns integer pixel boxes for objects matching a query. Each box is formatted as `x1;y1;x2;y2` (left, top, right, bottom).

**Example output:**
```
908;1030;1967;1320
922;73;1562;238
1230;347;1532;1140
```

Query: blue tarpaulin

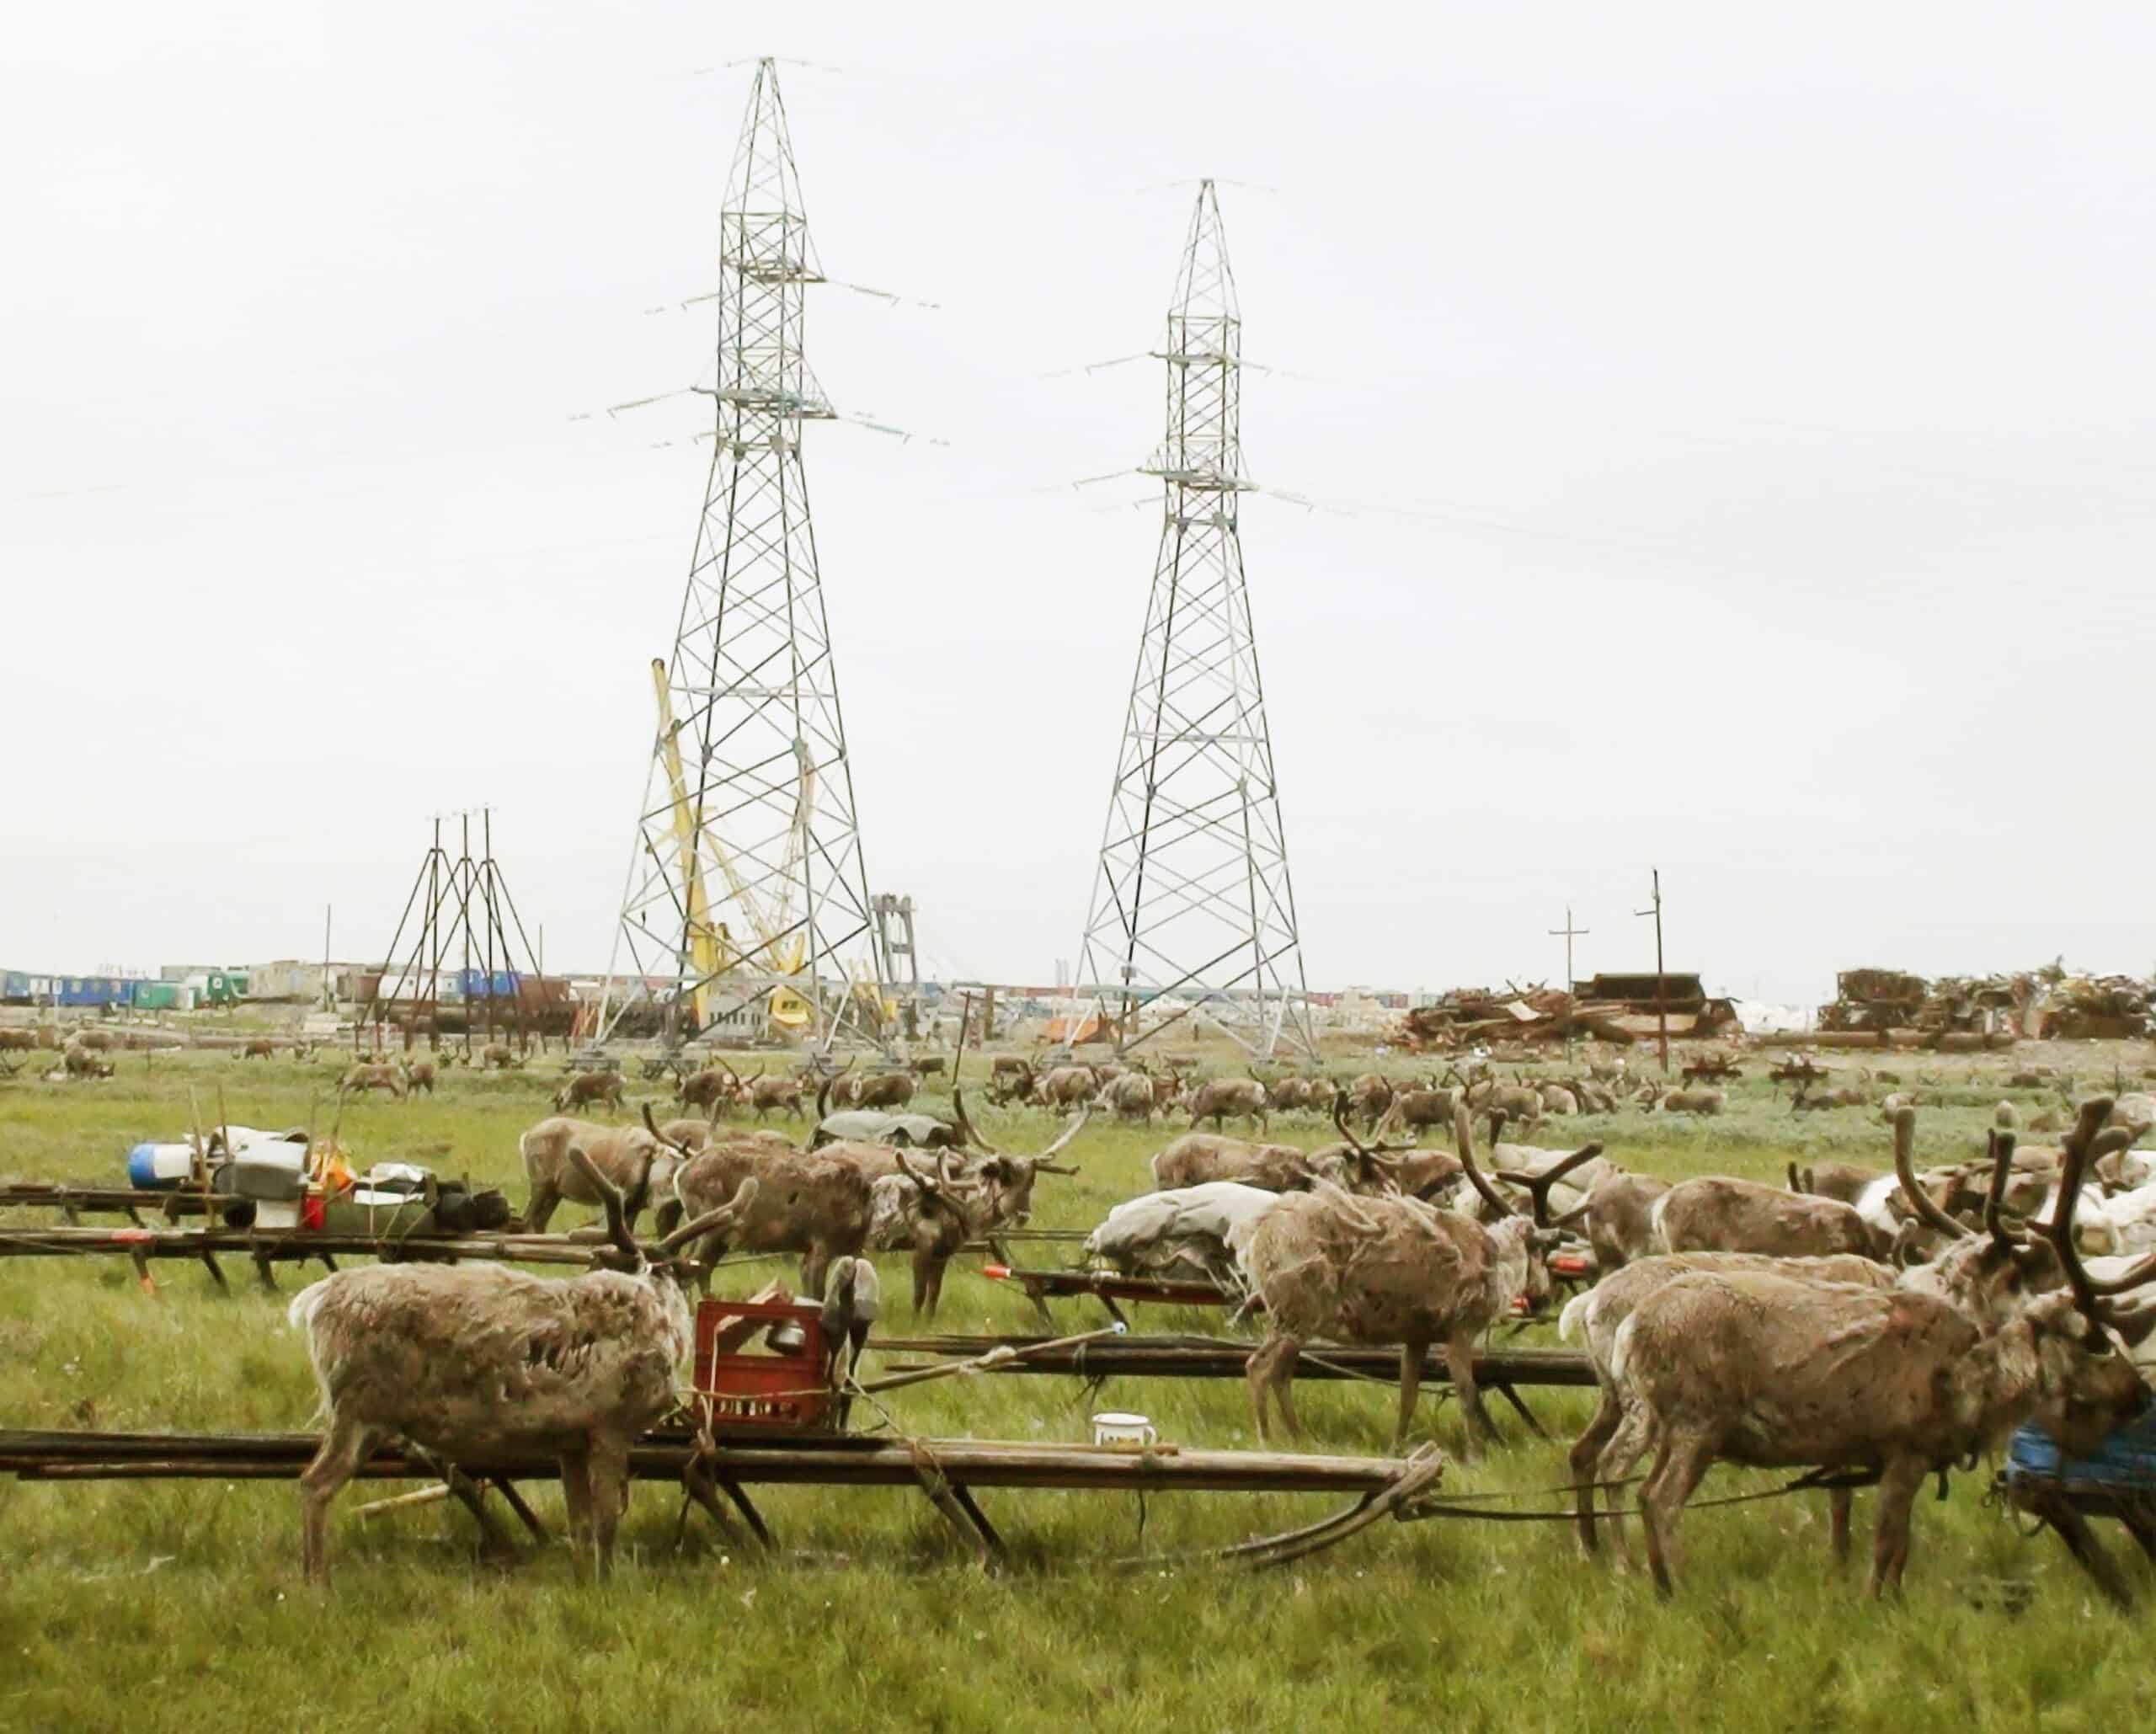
2007;1407;2156;1491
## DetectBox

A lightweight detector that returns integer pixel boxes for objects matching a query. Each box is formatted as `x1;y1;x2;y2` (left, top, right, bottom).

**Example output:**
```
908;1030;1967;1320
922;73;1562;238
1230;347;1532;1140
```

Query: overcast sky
6;3;2153;1006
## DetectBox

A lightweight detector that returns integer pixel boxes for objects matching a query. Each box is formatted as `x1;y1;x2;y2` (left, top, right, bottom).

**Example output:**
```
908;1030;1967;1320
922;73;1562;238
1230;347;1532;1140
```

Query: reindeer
1784;1160;1883;1207
676;1059;742;1115
1652;1087;1725;1116
1266;1075;1327;1113
1468;1078;1544;1128
1347;1071;1395;1131
1036;1064;1101;1112
480;1042;522;1070
1791;1077;1870;1112
289;1151;755;1581
1151;1130;1313;1192
1310;1091;1464;1202
853;1070;917;1112
401;1058;437;1097
1581;1112;2077;1567
59;1043;115;1080
819;1256;880;1427
852;1096;1088;1310
1239;1105;1576;1457
1376;1080;1460;1139
337;1062;405;1102
664;1114;875;1298
742;1066;808;1121
519;1116;675;1233
1651;1171;1881;1261
1606;1256;2144;1596
1102;1070;1159;1123
243;1038;276;1060
1551;1171;1671;1273
987;1057;1035;1107
1562;1250;1894;1556
1187;1075;1269;1134
553;1070;623;1114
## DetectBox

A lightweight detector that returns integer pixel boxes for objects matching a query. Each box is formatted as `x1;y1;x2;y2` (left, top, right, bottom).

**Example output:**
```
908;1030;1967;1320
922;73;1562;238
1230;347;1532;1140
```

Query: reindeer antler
659;1176;759;1254
1454;1103;1513;1218
1032;1107;1089;1174
1982;1128;2027;1251
1494;1143;1604;1228
951;1086;1000;1156
2051;1098;2156;1307
1330;1090;1406;1170
642;1102;697;1161
565;1146;638;1263
1890;1107;1969;1242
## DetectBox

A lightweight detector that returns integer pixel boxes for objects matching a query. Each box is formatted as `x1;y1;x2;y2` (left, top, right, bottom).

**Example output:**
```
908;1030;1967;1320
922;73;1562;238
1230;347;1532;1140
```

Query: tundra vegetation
1;1037;2154;1726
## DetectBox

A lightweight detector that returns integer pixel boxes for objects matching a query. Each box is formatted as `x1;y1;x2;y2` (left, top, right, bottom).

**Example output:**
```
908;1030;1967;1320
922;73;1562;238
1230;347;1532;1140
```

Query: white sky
5;3;2153;1006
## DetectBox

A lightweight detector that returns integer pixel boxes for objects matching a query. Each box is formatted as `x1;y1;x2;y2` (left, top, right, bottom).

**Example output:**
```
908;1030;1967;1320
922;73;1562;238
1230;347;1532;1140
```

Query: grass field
2;1038;2152;1732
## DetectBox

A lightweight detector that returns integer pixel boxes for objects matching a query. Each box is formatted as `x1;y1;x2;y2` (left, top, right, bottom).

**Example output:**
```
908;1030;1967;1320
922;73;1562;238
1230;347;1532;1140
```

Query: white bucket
1092;1411;1158;1449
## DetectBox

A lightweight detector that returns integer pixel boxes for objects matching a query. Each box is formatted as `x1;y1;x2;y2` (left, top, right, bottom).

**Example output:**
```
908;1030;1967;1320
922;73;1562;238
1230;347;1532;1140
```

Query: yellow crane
649;659;814;1034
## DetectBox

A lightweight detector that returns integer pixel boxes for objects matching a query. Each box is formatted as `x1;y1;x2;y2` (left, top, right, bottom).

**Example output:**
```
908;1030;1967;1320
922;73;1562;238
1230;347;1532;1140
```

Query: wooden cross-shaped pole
1547;905;1589;1060
1634;868;1669;1075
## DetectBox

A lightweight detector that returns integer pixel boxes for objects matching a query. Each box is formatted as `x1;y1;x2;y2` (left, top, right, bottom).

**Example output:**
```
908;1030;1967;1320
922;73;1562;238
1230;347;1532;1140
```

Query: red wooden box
691;1298;833;1433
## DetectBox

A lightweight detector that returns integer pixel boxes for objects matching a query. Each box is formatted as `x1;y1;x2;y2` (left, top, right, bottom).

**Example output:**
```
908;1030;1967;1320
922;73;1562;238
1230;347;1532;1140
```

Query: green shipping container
132;982;179;1011
201;973;248;1004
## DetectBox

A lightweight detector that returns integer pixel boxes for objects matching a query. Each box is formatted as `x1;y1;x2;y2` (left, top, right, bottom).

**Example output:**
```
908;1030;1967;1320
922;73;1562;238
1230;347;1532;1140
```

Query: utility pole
1547;904;1588;1060
1074;179;1313;1061
1635;868;1668;1075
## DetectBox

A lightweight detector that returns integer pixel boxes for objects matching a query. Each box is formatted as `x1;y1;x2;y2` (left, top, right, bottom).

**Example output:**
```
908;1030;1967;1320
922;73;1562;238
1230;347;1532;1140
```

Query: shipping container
131;982;180;1011
56;977;131;1008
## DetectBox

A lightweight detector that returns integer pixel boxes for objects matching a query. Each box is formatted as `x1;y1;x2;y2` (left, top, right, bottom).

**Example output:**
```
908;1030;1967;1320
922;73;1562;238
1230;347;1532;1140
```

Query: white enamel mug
1092;1411;1158;1448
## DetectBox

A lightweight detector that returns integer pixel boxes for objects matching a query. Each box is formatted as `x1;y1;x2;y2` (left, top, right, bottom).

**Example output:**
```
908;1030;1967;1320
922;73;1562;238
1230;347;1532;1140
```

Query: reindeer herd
258;1038;2156;1594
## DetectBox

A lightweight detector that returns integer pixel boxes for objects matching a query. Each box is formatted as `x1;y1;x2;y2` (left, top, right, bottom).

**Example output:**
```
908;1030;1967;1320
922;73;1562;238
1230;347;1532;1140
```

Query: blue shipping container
57;977;130;1007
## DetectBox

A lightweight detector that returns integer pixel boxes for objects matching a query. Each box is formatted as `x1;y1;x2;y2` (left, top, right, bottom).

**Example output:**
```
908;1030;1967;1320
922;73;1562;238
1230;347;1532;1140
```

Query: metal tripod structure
363;810;543;1053
1075;182;1315;1059
600;58;887;1052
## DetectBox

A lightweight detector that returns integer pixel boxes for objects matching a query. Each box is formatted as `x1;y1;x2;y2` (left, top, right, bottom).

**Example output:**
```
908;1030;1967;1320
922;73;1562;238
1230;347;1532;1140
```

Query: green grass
2;1043;2153;1732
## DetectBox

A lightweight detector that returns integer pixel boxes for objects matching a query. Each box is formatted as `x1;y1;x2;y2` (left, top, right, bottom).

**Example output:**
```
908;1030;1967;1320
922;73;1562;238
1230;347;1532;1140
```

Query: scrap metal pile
1390;975;1738;1051
1817;963;2151;1041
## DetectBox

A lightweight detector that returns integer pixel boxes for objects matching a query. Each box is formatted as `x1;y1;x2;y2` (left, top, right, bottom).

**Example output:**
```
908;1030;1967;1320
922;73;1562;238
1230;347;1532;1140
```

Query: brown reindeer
742;1067;808;1120
519;1116;674;1233
1240;1104;1567;1457
853;1070;917;1112
1035;1064;1101;1112
676;1059;742;1114
338;1062;405;1102
1596;1099;2148;1596
1150;1130;1312;1192
289;1152;755;1581
1187;1076;1269;1134
554;1070;624;1114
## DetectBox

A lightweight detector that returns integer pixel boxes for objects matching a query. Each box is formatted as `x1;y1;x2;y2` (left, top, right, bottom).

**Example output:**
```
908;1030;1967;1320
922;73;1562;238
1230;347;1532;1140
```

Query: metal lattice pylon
600;59;885;1050
1075;182;1314;1058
